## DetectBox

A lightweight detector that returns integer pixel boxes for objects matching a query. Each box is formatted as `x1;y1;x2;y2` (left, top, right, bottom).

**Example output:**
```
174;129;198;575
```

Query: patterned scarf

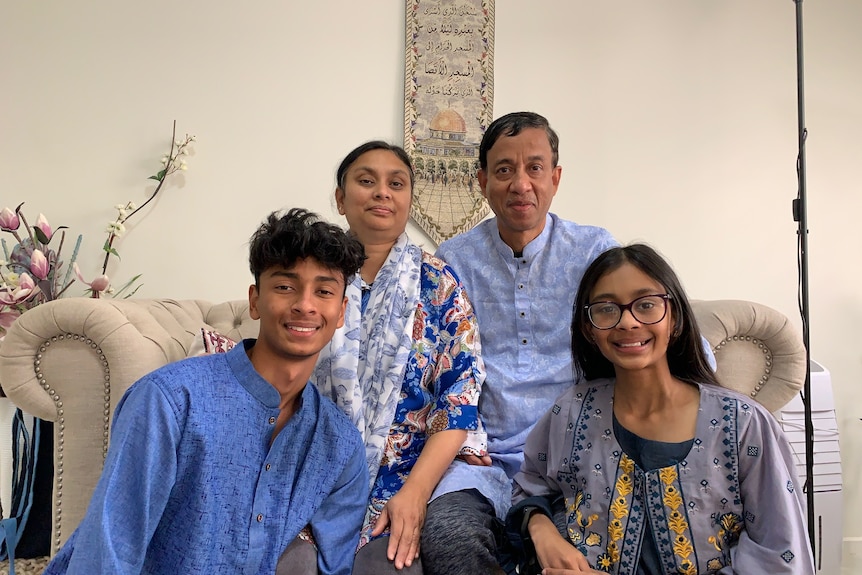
313;232;421;492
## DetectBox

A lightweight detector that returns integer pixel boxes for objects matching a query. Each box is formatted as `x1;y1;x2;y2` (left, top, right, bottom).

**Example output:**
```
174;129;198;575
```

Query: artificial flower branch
97;120;194;291
1;121;194;334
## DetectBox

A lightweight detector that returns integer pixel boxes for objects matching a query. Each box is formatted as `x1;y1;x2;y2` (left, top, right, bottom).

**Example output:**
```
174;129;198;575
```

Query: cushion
187;328;238;357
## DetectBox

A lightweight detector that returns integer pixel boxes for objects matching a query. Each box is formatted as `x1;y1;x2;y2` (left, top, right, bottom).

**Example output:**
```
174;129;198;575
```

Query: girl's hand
528;514;594;572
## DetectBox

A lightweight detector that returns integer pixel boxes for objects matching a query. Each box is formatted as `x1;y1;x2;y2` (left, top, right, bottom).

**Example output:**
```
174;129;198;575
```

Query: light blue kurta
434;213;617;516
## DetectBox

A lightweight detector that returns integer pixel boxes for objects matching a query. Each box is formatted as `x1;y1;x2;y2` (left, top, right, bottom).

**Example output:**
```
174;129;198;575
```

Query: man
422;112;618;574
44;208;369;575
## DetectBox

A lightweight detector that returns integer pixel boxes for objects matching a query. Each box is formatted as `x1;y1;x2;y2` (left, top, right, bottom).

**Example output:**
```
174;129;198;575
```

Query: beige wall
3;0;860;562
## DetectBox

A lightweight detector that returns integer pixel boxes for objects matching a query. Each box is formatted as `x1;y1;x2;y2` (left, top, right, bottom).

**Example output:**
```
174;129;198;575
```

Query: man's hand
457;453;492;466
372;485;425;569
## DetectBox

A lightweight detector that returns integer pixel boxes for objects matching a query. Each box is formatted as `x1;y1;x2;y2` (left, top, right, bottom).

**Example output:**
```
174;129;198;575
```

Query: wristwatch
520;505;542;542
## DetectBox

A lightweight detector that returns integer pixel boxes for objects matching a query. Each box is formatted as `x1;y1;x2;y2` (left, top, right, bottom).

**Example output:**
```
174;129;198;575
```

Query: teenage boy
45;208;369;575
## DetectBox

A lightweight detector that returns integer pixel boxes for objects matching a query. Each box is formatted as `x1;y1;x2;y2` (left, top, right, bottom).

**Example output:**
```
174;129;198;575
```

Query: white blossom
106;221;126;237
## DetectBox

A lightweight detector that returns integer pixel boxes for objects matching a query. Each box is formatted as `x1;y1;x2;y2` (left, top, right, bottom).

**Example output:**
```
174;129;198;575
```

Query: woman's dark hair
335;140;415;191
248;208;366;290
571;243;719;386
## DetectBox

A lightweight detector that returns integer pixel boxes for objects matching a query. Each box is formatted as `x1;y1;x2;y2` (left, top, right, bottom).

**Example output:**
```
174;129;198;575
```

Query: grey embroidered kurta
511;380;815;574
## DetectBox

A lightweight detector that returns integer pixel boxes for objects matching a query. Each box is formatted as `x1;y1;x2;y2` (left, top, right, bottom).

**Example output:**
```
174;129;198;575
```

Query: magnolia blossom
0;272;38;306
29;249;50;280
0;207;20;232
34;213;53;240
74;263;110;294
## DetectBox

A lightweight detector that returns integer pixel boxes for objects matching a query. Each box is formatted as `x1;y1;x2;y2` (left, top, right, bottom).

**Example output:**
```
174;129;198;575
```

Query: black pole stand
790;0;816;558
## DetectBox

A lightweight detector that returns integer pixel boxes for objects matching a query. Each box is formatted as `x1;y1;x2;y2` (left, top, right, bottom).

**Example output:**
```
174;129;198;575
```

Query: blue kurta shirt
45;340;368;575
434;213;617;516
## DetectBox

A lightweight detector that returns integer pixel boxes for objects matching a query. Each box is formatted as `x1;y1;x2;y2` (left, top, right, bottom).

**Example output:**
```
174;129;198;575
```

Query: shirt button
522;339;528;344
257;514;264;522
520;312;525;317
268;416;276;424
265;463;271;471
518;284;524;289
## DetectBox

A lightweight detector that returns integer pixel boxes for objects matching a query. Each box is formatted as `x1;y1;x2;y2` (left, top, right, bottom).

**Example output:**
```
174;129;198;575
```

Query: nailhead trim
36;333;110;554
713;336;772;398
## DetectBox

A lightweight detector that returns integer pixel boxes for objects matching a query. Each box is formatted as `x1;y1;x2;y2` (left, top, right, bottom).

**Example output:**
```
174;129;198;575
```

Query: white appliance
778;360;843;575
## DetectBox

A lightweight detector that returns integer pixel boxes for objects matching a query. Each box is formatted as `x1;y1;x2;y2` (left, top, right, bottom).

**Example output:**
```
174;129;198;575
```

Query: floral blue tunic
359;252;483;546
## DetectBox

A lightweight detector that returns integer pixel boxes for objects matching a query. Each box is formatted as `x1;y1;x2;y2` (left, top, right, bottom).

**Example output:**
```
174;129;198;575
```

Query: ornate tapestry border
404;0;495;245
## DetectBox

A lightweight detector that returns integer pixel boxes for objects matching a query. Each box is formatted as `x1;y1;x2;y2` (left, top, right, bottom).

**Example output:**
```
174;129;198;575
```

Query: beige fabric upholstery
0;297;805;555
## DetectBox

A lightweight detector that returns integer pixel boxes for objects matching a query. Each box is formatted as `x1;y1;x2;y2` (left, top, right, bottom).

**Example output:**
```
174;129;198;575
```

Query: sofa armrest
692;299;806;413
0;298;230;552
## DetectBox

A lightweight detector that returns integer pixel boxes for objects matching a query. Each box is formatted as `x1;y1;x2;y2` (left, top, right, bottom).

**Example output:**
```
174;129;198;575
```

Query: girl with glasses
505;244;813;574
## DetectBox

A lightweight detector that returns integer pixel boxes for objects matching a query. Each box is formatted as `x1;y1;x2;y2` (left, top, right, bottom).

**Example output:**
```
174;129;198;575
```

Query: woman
506;244;814;575
283;141;485;574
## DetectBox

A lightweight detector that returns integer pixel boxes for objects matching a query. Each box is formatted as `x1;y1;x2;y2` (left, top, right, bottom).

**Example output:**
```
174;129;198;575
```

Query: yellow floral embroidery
566;490;598;545
708;513;743;555
660;464;695;572
585;532;602;546
667;510;687;534
617;475;633;497
602;454;635;569
620;455;635;474
609;496;628;519
663;485;683;510
659;466;678;485
597;553;614;570
567;490;598;532
708;535;722;552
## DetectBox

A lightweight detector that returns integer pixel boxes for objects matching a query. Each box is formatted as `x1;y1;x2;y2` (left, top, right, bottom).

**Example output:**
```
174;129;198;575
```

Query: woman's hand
528;513;594;572
372;429;466;569
372;485;424;568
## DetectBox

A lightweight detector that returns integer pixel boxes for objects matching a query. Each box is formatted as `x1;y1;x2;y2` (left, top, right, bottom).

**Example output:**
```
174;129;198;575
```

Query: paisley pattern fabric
313;232;421;491
356;252;485;547
314;235;485;549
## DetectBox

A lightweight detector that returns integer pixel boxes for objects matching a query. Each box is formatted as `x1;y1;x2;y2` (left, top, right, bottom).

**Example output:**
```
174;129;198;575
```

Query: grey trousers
420;489;508;575
275;534;425;575
353;536;424;575
275;537;318;575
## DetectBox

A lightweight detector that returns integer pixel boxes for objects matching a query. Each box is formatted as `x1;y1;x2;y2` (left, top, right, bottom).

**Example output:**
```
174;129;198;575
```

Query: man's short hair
248;208;366;289
479;111;560;170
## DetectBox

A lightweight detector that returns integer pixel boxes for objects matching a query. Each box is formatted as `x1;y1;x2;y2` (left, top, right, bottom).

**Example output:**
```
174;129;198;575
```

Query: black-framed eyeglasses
584;294;672;330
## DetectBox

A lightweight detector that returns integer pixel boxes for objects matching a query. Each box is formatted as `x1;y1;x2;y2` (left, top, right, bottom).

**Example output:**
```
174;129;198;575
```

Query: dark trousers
420;489;512;575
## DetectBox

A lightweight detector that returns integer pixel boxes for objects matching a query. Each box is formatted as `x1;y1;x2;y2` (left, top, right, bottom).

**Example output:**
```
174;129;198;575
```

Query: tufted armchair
0;297;806;555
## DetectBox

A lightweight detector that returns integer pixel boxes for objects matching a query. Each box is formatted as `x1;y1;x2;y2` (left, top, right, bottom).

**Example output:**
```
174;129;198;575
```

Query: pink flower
0;310;21;332
34;213;53;241
74;263;111;294
29;249;50;280
0;273;38;306
0;207;20;232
